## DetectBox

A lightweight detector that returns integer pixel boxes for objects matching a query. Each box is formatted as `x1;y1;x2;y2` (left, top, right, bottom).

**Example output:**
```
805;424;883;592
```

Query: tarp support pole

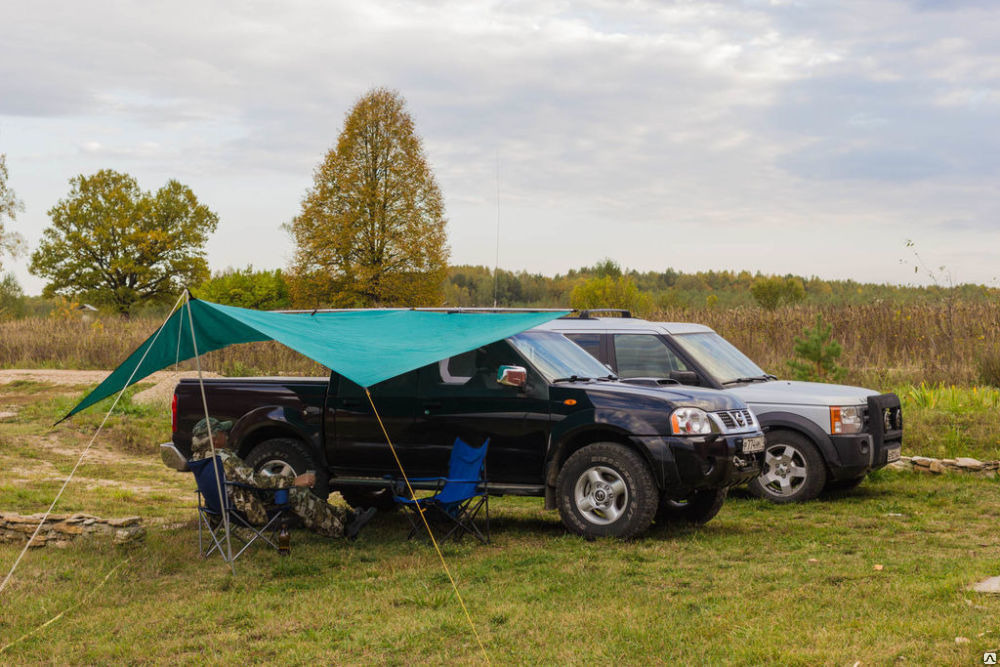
365;389;490;665
185;291;235;574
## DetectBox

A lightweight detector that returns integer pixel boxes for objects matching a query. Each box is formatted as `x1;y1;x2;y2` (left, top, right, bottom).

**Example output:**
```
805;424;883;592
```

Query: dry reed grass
1;301;997;387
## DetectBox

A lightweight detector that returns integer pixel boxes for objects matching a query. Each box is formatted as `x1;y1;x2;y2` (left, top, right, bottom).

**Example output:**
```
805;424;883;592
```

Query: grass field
2;381;1000;664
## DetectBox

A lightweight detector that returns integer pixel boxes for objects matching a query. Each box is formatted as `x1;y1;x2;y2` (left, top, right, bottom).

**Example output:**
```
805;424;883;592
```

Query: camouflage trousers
286;487;348;538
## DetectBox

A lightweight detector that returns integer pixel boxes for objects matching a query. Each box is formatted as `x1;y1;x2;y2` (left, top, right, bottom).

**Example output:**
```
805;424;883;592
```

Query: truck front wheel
556;442;657;539
245;437;330;500
747;430;825;503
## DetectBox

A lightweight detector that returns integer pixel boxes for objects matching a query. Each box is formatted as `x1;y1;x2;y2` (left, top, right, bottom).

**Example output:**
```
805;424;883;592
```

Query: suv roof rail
572;309;634;320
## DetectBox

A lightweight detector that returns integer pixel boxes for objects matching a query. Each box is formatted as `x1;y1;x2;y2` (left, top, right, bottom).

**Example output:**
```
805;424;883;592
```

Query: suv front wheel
747;430;825;503
556;442;657;539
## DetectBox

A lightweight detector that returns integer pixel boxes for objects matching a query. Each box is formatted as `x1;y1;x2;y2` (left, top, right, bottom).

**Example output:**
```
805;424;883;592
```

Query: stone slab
971;576;1000;593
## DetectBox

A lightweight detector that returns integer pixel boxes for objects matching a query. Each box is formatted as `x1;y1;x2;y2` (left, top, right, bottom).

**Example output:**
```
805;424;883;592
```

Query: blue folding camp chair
393;437;490;544
189;456;291;562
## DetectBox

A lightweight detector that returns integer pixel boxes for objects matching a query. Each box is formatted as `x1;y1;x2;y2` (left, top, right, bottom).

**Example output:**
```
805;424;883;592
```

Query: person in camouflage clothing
190;417;375;539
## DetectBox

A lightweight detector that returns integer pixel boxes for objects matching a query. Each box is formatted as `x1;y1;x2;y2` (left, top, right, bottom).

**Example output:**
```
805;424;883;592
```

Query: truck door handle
341;398;361;407
423;402;442;414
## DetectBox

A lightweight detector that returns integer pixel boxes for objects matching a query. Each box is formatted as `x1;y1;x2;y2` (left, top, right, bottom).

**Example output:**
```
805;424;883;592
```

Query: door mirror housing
497;365;527;388
669;370;699;385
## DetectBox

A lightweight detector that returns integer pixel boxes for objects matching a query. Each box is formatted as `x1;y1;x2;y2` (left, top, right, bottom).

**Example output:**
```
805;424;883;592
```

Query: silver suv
535;311;903;503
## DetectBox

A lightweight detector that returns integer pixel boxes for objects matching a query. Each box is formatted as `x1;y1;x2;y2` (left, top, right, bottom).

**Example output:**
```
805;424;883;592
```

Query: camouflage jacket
193;449;294;525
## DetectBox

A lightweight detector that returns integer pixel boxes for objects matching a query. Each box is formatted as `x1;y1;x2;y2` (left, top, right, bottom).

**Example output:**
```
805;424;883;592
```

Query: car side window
436;349;477;385
613;334;688;378
423;340;535;395
564;333;602;362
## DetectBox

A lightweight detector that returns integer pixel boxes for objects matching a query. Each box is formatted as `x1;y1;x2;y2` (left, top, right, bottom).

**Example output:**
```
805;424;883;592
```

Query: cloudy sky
1;0;997;295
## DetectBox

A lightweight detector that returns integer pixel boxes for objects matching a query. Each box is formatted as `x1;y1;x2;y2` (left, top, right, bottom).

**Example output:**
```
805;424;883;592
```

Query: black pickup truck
162;330;765;538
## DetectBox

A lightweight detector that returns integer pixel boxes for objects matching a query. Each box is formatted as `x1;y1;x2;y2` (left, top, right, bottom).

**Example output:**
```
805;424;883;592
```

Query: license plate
886;446;901;463
741;436;765;454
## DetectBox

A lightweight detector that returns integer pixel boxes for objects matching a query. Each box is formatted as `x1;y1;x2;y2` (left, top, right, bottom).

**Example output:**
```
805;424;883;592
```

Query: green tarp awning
64;298;568;420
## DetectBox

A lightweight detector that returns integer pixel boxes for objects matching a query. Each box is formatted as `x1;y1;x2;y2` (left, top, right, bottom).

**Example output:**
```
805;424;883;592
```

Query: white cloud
1;0;999;294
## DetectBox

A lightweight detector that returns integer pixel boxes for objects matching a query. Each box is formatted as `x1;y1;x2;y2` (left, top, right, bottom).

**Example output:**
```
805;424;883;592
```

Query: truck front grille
715;409;756;431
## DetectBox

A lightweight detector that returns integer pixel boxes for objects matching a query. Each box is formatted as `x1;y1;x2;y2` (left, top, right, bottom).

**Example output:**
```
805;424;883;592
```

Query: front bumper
828;393;903;481
635;432;765;496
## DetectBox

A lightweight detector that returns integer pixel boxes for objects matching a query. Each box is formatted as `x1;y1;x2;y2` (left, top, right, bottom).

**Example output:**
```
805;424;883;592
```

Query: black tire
825;474;866;493
656;487;727;525
245;437;329;499
555;442;657;539
747;430;826;503
338;486;400;512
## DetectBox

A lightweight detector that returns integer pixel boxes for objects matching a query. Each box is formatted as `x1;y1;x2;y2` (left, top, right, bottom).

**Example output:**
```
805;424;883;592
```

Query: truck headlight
670;407;714;435
830;405;863;434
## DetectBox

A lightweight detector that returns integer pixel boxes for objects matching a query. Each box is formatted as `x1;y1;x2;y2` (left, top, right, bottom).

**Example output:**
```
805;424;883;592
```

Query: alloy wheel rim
574;465;628;525
260;459;296;478
759;443;808;496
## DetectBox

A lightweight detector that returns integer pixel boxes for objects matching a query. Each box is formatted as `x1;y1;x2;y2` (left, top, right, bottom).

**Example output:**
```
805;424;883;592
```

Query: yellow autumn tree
287;88;449;307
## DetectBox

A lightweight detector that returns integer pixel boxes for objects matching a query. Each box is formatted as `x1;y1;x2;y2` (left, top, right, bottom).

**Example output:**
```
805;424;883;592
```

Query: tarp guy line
0;292;188;596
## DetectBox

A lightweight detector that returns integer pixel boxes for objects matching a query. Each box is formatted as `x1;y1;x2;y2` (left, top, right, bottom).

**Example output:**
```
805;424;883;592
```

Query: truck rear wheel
657;488;727;525
747;430;825;503
556;442;657;539
245;437;330;500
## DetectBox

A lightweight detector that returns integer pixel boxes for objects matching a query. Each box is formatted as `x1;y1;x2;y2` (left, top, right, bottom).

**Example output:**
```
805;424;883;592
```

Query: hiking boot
345;507;376;540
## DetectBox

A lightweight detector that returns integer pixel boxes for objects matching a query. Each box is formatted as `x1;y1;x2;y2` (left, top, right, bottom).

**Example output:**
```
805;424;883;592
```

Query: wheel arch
757;411;838;470
230;406;328;471
546;424;652;489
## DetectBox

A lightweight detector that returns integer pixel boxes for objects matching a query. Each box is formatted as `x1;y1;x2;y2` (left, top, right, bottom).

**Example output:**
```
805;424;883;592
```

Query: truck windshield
672;332;768;385
509;331;615;382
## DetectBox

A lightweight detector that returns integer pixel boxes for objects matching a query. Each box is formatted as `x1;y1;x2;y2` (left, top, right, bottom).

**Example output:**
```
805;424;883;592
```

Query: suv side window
564;333;602;361
613;334;688;378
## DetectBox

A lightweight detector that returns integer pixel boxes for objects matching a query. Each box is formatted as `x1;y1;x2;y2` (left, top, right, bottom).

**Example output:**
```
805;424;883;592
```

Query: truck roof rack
571;309;634;320
272;307;568;314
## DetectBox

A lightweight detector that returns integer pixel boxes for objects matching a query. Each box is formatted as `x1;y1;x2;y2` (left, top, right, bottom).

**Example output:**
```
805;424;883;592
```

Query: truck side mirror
670;370;699;385
497;365;527;388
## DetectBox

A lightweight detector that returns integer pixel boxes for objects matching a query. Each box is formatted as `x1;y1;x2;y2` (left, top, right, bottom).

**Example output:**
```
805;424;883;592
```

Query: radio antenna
493;151;501;308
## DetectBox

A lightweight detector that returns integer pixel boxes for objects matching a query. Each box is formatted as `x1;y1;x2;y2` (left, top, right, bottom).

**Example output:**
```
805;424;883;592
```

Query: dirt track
0;369;221;405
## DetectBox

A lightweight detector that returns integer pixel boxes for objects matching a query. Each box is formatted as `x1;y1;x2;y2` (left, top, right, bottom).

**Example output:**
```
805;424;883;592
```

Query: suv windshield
509;331;615;382
672;332;768;384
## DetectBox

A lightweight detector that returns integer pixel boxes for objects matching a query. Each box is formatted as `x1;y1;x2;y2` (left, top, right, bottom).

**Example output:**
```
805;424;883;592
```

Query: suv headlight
830;405;864;434
670;407;714;435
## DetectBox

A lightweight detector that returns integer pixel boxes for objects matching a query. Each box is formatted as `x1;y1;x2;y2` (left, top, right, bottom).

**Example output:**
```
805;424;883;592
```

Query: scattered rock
891;455;1000;477
874;564;884;571
956;457;985;471
955;636;970;644
971;576;1000;594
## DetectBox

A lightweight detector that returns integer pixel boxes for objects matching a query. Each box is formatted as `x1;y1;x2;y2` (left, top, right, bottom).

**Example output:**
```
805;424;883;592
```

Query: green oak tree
30;169;218;315
287;88;449;307
196;266;291;310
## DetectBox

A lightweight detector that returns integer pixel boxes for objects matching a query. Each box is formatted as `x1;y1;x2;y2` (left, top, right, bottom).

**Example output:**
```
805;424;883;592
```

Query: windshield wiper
553;375;592;383
596;374;618;382
721;375;775;385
